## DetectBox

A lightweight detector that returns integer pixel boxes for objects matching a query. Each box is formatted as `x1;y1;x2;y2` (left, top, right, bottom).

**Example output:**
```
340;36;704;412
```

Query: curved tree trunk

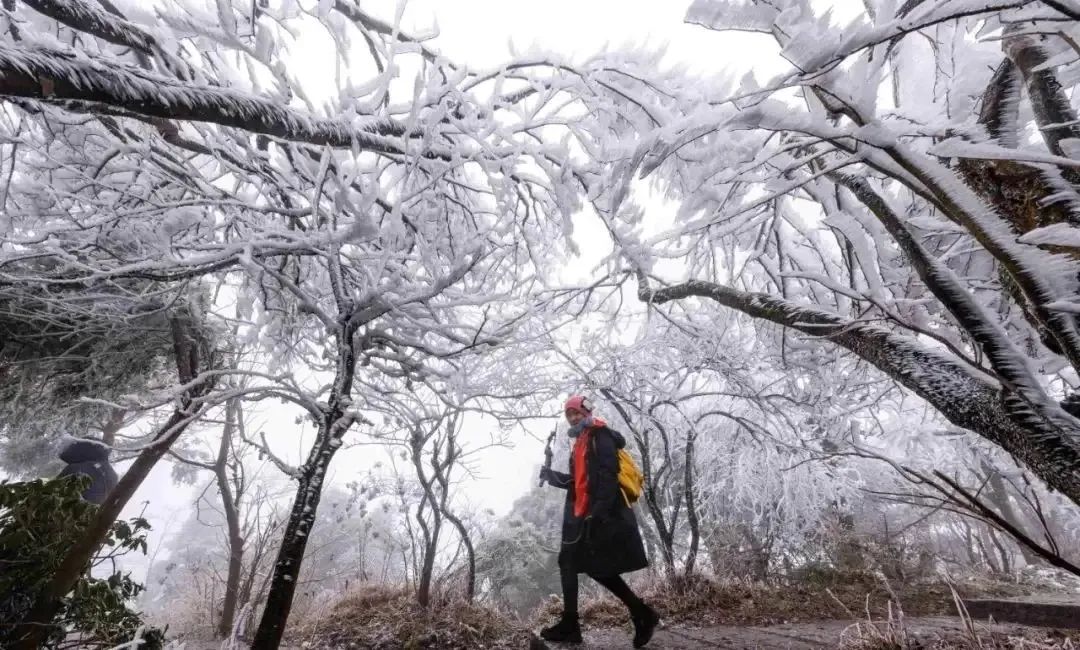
411;430;442;608
441;509;476;600
430;420;476;601
415;499;440;608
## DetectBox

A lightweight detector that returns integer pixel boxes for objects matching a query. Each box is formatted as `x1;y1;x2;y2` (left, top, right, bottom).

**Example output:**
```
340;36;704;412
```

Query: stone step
961;599;1080;629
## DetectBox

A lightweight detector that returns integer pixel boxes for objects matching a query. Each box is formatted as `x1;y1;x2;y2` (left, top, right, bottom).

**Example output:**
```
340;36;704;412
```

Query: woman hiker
538;395;660;647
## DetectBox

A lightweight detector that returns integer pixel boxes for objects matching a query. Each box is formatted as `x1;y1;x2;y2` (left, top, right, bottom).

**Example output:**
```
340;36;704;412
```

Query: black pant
559;552;644;617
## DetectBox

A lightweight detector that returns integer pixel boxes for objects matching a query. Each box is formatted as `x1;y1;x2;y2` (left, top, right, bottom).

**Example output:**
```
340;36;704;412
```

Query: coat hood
59;438;112;464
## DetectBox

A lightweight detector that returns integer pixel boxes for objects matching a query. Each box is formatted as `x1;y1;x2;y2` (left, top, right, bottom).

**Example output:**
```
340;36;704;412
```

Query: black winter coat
57;439;118;505
546;425;648;577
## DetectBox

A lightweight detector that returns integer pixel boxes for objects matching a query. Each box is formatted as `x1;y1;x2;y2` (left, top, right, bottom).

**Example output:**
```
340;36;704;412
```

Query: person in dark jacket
56;437;118;505
538;395;660;647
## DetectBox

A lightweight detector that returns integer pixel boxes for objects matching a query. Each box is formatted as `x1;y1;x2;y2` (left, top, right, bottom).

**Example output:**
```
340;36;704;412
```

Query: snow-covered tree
474;484;563;615
578;0;1080;512
2;1;607;645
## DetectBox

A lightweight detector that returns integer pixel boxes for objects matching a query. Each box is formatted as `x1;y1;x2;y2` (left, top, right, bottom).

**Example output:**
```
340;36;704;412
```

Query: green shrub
0;477;164;649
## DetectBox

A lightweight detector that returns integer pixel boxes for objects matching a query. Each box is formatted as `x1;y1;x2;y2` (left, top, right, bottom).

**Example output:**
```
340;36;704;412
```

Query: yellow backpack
617;448;645;506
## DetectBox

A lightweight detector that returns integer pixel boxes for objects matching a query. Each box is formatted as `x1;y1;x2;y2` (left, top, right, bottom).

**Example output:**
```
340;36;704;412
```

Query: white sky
403;0;776;71
108;0;861;573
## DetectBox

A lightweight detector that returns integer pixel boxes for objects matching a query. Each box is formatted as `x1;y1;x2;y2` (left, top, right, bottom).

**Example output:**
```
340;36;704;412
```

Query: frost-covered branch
830;172;1039;395
837;446;1080;577
931;468;1080;577
20;0;192;78
241;429;299;480
638;274;1080;507
331;0;441;63
0;42;428;155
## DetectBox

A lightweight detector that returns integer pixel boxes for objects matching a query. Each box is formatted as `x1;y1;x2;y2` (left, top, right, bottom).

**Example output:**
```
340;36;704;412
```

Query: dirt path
177;611;1080;649
538;616;1077;649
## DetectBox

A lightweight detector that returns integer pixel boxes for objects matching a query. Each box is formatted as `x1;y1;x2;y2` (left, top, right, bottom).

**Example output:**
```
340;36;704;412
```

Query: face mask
567;415;593;438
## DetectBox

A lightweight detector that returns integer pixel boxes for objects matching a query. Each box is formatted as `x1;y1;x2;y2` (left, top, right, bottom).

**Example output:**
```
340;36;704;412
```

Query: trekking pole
538;426;557;487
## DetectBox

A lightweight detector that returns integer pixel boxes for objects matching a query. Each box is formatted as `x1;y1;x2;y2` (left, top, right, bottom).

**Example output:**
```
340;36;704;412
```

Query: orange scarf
571;417;606;518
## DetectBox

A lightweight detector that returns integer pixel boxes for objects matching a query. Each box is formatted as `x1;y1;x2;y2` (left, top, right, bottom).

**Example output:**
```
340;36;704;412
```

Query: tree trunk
595;388;688;575
250;326;358;649
442;509;475;600
413;469;441;608
987;527;1013;575
636;433;676;575
236;512;277;634
639;473;675;574
416;525;439;607
430;421;476;601
216;399;244;639
683;427;701;577
12;314;210;650
249;433;338;646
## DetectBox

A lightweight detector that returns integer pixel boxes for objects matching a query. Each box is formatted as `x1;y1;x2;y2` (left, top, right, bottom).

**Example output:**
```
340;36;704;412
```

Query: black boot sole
539;633;583;644
539;626;583;645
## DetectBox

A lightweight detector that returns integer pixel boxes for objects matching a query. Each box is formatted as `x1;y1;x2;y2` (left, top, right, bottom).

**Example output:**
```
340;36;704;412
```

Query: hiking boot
540;614;583;644
631;603;660;648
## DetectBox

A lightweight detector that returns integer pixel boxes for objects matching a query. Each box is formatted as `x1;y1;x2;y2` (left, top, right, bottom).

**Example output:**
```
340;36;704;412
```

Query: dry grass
294;584;533;650
837;589;1078;649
